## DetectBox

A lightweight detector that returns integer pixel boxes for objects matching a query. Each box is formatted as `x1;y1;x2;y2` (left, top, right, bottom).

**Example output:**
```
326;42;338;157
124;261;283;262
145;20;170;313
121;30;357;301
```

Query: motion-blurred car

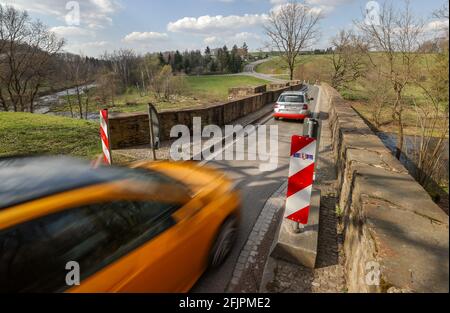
0;156;240;293
273;91;313;122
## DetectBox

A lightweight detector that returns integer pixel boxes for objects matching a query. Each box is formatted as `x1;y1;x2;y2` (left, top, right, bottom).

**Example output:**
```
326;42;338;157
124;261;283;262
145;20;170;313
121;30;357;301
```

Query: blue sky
0;0;447;56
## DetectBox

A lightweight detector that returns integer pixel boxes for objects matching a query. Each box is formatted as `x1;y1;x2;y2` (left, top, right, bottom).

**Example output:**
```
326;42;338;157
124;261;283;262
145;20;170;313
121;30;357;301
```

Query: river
34;84;97;119
378;132;449;183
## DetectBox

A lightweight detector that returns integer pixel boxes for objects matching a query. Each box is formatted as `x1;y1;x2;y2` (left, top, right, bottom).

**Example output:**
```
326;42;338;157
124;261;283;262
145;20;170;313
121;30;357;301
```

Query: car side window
0;201;179;293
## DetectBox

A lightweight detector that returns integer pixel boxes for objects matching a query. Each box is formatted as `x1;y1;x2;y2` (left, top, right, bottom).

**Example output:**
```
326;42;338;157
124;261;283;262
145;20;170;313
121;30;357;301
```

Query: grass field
1;75;270;160
184;75;269;100
255;55;331;75
0;112;101;159
258;54;447;137
52;75;270;114
257;54;437;100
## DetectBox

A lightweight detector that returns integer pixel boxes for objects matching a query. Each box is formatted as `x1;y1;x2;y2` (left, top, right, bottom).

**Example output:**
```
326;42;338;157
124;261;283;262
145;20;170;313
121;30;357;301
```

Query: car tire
300;119;305;124
209;215;238;268
274;117;280;120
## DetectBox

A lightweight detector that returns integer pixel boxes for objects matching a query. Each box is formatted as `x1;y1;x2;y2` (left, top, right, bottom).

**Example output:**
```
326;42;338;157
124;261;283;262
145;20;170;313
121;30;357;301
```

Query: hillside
0;112;101;159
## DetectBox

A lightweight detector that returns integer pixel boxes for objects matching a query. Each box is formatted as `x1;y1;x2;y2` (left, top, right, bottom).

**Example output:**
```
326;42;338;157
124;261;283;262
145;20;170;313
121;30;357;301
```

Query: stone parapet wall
228;84;267;99
268;82;290;91
109;112;151;149
321;83;449;292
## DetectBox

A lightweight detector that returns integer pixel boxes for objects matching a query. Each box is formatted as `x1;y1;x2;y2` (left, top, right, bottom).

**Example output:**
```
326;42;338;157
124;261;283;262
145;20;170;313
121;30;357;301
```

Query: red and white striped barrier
100;109;112;165
285;135;317;225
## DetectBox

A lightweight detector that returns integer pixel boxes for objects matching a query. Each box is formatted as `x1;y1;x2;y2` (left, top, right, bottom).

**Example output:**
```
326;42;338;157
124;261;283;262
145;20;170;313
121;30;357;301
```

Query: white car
273;91;313;122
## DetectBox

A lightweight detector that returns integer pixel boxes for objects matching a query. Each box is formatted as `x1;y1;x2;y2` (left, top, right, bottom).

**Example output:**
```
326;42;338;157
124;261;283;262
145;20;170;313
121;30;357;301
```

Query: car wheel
274;117;280;120
209;216;238;268
300;119;305;124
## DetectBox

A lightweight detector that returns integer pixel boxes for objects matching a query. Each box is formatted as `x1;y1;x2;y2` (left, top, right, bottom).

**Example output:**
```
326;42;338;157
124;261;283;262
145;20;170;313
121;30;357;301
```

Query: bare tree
95;69;120;108
356;1;424;159
330;29;367;90
432;1;449;49
264;0;322;80
409;9;449;190
102;49;138;88
433;1;449;19
150;65;186;101
362;67;394;128
0;5;64;112
61;53;92;119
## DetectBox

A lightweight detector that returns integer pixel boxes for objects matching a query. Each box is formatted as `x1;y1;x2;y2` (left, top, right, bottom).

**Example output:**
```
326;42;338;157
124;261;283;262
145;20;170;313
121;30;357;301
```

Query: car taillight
274;103;280;109
303;104;308;110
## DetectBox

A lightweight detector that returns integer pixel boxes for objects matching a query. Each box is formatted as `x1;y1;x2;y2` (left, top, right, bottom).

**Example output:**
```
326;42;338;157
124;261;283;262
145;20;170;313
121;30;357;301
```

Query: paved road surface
192;85;320;292
240;58;286;83
193;58;286;82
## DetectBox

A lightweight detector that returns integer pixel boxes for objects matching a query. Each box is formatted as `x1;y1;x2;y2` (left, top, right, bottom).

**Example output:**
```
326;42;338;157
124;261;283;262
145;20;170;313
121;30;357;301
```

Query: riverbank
33;75;270;120
350;101;449;213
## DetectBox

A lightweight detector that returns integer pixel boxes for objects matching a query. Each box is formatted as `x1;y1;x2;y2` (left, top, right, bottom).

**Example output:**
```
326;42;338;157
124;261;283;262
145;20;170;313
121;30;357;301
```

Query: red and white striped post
100;109;112;165
285;135;317;226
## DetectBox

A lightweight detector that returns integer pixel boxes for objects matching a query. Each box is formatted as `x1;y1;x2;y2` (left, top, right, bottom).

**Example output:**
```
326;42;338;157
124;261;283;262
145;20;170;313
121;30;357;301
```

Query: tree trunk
0;101;7;112
395;110;404;160
76;86;83;119
84;91;89;120
29;85;40;113
0;91;8;111
66;90;74;118
392;88;404;160
289;65;294;80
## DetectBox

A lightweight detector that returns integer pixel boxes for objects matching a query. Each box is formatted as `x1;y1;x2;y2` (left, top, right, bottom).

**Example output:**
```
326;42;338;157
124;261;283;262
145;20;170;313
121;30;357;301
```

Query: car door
0;200;180;293
109;195;214;293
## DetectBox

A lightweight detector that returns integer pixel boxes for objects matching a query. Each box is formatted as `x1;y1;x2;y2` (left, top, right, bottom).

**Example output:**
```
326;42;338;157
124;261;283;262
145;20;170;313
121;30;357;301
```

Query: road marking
197;85;321;168
198;120;266;167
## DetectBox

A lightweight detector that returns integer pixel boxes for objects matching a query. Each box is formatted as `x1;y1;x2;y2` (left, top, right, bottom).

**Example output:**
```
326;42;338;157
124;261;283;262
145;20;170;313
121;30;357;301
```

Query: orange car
0;156;240;293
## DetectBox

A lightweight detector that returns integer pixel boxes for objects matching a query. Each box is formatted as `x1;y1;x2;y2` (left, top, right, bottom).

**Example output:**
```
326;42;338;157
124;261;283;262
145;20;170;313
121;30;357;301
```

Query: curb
226;181;288;292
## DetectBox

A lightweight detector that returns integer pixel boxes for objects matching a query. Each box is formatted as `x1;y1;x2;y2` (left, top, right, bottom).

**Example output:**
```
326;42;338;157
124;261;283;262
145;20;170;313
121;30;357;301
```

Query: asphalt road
192;85;320;292
240;58;286;83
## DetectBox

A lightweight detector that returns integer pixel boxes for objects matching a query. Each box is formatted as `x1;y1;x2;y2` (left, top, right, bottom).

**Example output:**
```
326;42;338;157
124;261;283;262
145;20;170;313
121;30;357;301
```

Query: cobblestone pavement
228;87;347;293
227;182;287;292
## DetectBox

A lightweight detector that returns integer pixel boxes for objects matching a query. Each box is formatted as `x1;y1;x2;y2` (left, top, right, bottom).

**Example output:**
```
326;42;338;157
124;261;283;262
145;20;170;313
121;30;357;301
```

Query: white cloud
50;26;94;37
425;19;449;32
0;0;122;29
305;0;357;14
167;14;268;35
270;0;287;4
123;31;169;42
82;40;109;47
270;0;356;15
203;32;261;47
204;36;218;45
63;40;110;55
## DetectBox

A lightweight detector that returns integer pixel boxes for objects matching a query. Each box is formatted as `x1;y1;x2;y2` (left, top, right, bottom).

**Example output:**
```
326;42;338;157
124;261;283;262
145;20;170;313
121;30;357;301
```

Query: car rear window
278;95;305;103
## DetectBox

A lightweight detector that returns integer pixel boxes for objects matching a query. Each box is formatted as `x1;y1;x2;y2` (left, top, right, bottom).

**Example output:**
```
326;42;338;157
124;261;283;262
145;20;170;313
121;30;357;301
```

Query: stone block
271;190;321;269
267;82;290;91
228;85;267;99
